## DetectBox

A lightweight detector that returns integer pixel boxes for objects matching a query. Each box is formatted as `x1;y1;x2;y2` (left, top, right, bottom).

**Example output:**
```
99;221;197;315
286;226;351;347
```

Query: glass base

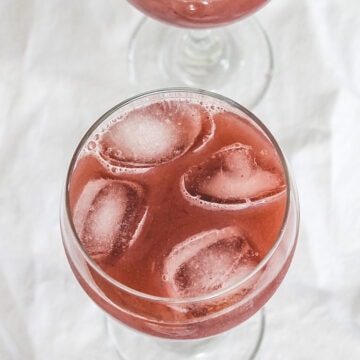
107;309;265;360
128;18;273;109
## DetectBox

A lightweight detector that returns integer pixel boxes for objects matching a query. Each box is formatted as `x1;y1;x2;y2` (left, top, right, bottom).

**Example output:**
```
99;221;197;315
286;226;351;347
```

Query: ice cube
163;227;259;298
99;101;208;168
181;143;286;210
73;179;147;259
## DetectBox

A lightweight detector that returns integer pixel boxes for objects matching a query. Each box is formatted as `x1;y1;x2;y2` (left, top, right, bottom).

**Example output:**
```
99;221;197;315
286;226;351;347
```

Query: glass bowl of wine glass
127;1;273;108
60;88;299;359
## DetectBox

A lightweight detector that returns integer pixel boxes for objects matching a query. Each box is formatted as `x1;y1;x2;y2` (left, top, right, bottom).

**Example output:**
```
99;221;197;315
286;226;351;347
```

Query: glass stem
178;29;231;79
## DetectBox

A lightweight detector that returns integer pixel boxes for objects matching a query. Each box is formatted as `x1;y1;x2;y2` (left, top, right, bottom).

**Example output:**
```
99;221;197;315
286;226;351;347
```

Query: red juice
128;0;269;28
62;90;297;339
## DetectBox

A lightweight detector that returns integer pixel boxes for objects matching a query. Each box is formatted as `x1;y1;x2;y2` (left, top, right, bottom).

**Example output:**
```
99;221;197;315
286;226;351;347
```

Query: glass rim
64;87;292;304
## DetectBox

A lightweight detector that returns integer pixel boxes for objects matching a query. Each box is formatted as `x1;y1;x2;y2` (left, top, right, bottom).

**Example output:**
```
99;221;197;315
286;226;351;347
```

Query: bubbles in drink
163;227;259;298
73;179;147;259
182;143;286;210
97;101;213;169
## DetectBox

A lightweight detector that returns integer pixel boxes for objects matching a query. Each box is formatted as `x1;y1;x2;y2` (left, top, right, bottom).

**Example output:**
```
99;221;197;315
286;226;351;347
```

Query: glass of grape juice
60;88;299;359
127;0;273;108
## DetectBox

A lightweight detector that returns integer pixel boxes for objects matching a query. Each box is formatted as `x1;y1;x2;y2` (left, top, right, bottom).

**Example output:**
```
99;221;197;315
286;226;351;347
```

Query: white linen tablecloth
0;1;359;359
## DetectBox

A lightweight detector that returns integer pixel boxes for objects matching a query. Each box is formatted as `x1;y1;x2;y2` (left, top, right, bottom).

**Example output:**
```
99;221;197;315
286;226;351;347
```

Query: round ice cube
98;101;209;168
181;143;286;210
163;227;259;298
73;179;147;259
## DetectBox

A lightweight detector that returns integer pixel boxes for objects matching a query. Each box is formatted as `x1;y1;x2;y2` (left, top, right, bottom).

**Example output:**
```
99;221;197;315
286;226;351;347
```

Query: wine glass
60;88;299;359
127;1;273;108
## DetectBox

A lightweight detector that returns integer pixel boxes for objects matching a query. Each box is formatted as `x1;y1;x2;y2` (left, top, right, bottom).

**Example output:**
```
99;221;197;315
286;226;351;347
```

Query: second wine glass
127;0;273;108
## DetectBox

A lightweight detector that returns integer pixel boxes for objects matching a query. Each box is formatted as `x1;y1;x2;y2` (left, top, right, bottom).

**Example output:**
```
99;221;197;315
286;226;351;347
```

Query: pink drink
62;90;298;339
128;0;269;28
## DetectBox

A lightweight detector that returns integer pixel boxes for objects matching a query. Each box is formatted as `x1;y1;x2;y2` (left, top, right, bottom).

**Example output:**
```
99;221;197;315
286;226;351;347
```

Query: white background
1;0;360;359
